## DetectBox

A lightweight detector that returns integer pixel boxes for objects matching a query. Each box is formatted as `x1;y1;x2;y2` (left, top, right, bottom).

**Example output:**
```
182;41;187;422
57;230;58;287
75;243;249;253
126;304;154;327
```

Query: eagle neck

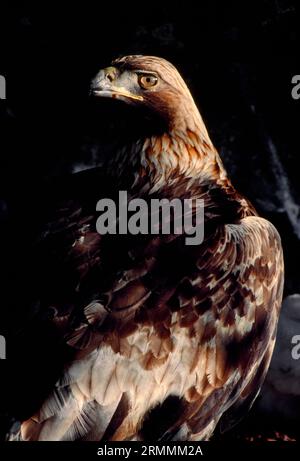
134;127;228;193
104;120;229;194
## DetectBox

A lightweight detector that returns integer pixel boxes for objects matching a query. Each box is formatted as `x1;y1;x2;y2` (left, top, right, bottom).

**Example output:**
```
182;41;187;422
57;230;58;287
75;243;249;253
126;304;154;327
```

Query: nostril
106;72;114;83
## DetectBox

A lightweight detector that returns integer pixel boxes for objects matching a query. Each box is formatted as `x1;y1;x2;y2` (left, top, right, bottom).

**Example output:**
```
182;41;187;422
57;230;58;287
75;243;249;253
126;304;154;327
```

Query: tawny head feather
92;55;209;135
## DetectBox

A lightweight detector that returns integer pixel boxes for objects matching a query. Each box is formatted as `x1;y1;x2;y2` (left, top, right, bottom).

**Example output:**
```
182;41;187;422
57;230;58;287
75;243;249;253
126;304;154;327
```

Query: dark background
0;0;300;441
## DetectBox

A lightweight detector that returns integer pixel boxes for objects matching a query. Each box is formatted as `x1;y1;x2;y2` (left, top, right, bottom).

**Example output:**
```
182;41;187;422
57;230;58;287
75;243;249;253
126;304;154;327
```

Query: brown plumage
11;56;284;441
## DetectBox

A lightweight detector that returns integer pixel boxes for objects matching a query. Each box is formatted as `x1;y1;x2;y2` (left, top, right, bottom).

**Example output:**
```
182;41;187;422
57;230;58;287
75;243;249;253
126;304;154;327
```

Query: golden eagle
11;56;284;441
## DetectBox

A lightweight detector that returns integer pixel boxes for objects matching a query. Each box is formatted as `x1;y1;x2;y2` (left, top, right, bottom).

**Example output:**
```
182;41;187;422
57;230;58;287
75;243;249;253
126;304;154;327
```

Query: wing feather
16;199;283;441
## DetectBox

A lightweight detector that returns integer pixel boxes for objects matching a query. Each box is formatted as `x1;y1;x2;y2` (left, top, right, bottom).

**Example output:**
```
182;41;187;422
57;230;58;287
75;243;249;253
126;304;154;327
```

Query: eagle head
90;55;201;131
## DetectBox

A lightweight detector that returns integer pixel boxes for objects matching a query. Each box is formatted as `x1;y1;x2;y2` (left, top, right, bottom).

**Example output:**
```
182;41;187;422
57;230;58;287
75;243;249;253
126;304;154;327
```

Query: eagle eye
138;74;158;89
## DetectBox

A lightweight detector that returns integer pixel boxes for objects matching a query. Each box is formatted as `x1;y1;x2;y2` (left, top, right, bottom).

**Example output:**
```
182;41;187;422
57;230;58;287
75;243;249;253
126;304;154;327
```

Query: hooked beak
90;66;143;102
